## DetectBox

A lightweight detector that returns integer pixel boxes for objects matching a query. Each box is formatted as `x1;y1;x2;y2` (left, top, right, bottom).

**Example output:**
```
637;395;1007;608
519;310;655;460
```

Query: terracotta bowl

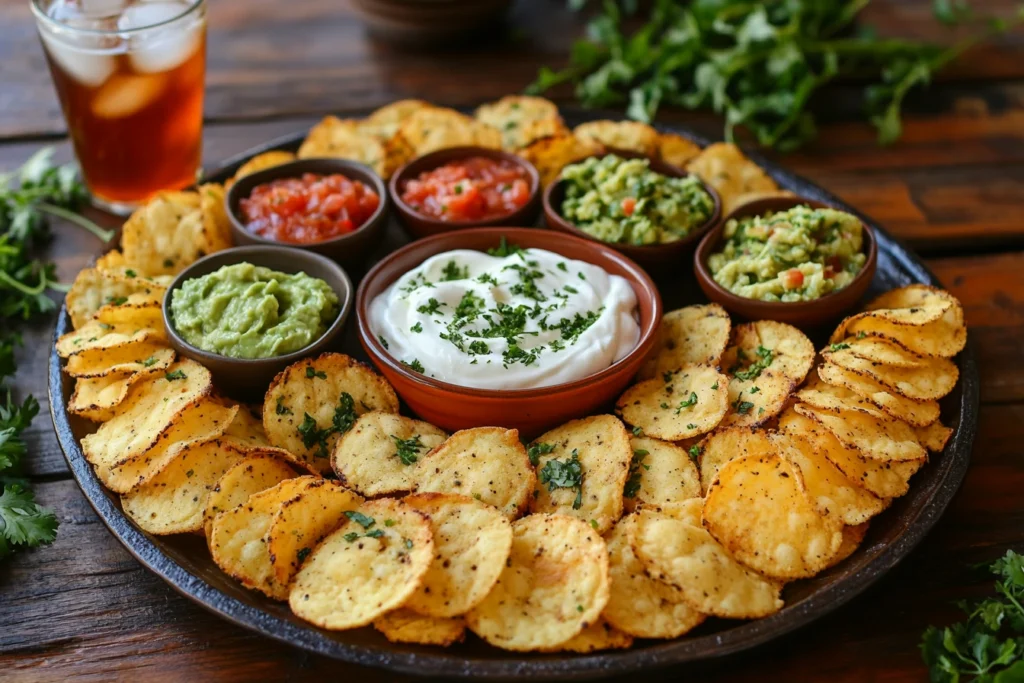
694;196;878;328
355;227;662;436
389;146;542;240
163;246;353;400
225;157;389;269
542;151;721;273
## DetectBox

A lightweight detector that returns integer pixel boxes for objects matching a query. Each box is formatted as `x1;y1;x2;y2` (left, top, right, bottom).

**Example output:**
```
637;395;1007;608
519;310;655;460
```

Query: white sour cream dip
369;247;640;390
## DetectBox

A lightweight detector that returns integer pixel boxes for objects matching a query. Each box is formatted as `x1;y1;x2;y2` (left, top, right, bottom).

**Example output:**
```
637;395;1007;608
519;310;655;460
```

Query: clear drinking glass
31;0;207;214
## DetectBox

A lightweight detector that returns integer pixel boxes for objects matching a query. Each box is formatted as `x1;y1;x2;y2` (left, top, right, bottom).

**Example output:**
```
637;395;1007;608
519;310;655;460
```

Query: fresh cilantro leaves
675;391;698;415
538;448;584;510
306;366;327;379
164;369;186;381
527;441;556;467
295;392;357;458
732;346;774;381
623;449;649;498
486;236;526;257
342;510;385;542
391;434;426;466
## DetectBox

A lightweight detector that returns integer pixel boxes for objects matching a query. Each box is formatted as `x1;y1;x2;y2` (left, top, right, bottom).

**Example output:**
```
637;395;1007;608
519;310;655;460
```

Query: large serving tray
48;109;978;680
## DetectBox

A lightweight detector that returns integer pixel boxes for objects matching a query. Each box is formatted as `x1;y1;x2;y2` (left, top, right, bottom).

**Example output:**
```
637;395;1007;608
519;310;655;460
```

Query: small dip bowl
163;245;353;400
694;196;878;328
542;151;721;273
225;157;389;268
389;146;542;240
356;227;661;437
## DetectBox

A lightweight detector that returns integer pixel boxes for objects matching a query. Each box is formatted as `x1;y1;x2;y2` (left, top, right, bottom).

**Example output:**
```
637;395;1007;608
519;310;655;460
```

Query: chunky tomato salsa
399;157;532;222
240;173;380;244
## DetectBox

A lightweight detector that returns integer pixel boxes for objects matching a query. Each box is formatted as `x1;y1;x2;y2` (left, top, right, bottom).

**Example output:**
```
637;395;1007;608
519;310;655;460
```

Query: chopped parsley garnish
141;356;159;367
306;366;327;380
527;442;556;466
477;273;500;286
632;426;644;436
384;519;396;527
97;322;113;331
590;519;599;529
125;269;136;277
391;434;425;466
295;392;357;458
345;510;376;529
417;298;445;315
297;547;311;563
829;342;851;351
165;369;186;381
733;398;755;415
711;381;719;390
557;261;568;272
441;260;469;281
344;529;384;542
378;334;389;349
750;386;760;394
105;296;128;306
688;444;702;463
623;449;650;498
675;391;698;414
538;448;584;510
275;397;292;415
454;291;485;319
410;322;423;333
578;271;586;281
487;236;526;257
506;264;547;302
686;423;698;430
856;331;867;339
403;359;425;373
732;345;774;381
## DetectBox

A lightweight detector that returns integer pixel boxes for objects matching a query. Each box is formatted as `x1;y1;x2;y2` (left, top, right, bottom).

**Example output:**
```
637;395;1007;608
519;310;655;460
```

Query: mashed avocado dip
560;154;714;246
170;263;339;359
707;205;866;302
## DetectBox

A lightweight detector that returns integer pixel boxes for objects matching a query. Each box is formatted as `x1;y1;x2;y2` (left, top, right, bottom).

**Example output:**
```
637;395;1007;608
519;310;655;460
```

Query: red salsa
240;173;380;244
400;157;532;222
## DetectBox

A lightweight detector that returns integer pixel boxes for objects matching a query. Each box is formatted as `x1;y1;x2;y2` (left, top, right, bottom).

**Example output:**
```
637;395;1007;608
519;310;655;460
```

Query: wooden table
2;0;1024;680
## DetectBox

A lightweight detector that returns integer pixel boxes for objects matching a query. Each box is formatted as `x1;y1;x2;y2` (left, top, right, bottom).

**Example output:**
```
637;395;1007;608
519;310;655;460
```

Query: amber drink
32;0;206;213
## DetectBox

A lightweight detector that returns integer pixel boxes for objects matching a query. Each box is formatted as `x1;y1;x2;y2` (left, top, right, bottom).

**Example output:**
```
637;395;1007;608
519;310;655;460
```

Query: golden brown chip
402;493;513;618
686;142;778;214
573;120;659;155
95;250;126;270
262;353;400;475
656;132;702;167
373;610;466;647
703;452;843;580
825;522;870;569
414;427;535;519
915;419;953;452
839;303;966;358
331;412;448;497
68;366;165;422
64;342;173;378
637;303;731;380
93;291;164;329
57;319;164;358
796;373;890;420
616;363;729;441
289;498;434;629
231;151;297;184
362;99;432;140
864;284;959;317
719;370;794;429
630;507;783;619
65;267;170;329
297;116;392;178
398;106;502;157
793;403;928;462
697;427;775;494
830;336;928;368
203;452;299;539
824;349;959;401
197;182;233;254
474;95;565;149
516;133;604;187
623;436;700;513
529;415;632;533
465;514;610;652
603;514;705;638
721;320;815;385
122;190;222;276
817;361;940;427
541;620;634;653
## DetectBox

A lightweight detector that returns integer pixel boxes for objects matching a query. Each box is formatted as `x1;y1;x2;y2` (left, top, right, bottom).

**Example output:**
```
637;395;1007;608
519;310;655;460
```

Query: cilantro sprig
538;449;584;510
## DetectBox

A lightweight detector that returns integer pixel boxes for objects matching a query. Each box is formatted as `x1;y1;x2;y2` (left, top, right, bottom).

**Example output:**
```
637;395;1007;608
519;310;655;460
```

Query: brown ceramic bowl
356;227;662;436
542;151;721;273
350;0;513;46
163;246;353;400
225;157;389;269
389;146;542;240
694;196;878;328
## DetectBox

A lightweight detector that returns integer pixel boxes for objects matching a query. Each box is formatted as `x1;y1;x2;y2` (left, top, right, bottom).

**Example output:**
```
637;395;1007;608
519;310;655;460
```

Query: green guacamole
560;154;715;246
707;205;867;302
170;263;339;359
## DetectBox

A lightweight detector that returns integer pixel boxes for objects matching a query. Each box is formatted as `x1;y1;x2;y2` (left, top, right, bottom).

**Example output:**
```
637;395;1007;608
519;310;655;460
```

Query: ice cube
81;0;127;18
39;30;119;88
91;73;166;118
120;2;202;73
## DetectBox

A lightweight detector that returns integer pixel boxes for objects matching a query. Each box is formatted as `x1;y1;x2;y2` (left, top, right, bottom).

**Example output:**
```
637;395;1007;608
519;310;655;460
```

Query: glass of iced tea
31;0;206;214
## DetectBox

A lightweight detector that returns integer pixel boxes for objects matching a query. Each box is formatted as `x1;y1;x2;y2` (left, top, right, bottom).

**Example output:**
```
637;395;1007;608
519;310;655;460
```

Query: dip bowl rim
355;226;662;400
693;195;878;326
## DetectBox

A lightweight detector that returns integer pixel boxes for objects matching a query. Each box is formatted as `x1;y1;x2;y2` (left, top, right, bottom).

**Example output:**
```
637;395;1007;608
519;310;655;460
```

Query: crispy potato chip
830;336;927;368
719;370;794;428
647;496;705;525
839;303;966;358
263;353;400;474
267;479;364;591
864;284;958;317
686;143;778;214
373;610;466;647
516;133;604;187
121;438;249;534
703;452;843;580
197;183;233;253
623;436;700;512
616;363;729;441
474;95;565;149
824;349;959;401
817;361;940;427
289;498;434;629
915;419;953;452
796;373;889;420
541;620;633;653
57;320;164;358
603;513;705;638
231;151;297;183
122;190;221;276
93;291;164;330
99;397;236;493
203;453;299;539
697;427;775;494
721;320;815;385
465;514;610;651
637;303;731;380
362;99;431;140
210;476;319;599
414;427;535;519
779;409;924;499
573;120;658;156
793;404;927;462
95;249;126;270
656;133;702;167
630;507;782;619
827;522;870;569
402;493;513;618
65;267;169;329
64;342;173;378
529;415;632;533
297;116;392;178
332;412;448;497
776;432;886;525
380;132;417;179
68;368;163;422
81;359;212;475
398;107;502;157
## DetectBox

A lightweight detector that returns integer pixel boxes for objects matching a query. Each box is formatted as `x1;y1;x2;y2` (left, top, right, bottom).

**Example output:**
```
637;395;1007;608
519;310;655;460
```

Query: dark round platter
48;109;979;680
